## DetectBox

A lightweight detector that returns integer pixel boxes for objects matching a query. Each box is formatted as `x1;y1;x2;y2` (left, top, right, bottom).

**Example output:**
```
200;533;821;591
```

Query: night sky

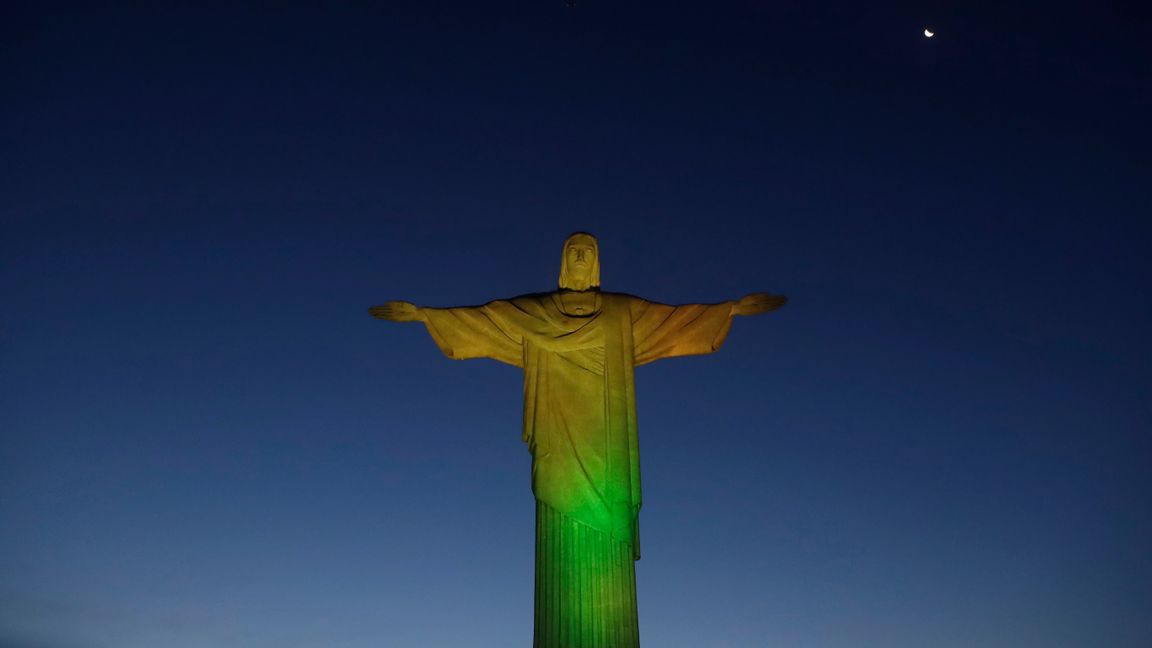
2;2;1150;647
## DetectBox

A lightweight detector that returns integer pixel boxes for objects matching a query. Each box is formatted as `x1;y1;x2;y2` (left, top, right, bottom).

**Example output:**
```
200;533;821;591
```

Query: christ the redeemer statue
370;233;786;648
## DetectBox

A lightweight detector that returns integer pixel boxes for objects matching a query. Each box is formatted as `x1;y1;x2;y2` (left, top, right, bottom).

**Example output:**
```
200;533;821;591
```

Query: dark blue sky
2;2;1149;647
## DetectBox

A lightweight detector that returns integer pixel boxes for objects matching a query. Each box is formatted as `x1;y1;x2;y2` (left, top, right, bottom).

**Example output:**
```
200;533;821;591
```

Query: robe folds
421;291;734;646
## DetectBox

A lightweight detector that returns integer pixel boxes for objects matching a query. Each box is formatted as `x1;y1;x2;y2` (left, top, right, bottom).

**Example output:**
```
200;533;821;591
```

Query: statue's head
558;232;600;291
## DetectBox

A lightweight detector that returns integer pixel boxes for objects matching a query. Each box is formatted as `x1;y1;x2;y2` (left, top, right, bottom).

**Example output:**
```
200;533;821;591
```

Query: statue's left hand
369;301;423;322
733;292;787;316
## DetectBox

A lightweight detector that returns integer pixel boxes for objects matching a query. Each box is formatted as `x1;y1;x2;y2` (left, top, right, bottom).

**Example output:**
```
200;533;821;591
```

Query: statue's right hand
368;301;422;322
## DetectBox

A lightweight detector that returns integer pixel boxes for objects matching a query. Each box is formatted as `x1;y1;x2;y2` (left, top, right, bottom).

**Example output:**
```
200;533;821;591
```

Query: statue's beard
562;264;596;291
567;276;592;291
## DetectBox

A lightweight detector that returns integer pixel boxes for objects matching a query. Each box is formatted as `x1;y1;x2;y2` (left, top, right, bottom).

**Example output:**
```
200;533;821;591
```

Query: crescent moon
924;29;935;37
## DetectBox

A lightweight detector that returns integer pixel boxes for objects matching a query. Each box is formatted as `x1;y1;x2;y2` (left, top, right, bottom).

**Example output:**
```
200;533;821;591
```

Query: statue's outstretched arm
369;301;424;322
731;292;787;316
370;299;523;366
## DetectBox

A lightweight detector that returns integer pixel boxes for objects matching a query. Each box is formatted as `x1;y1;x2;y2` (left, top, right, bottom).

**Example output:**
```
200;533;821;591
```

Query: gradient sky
2;2;1150;647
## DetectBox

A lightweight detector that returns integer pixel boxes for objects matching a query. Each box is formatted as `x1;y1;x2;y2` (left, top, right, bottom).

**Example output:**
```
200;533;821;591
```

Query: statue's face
565;239;597;283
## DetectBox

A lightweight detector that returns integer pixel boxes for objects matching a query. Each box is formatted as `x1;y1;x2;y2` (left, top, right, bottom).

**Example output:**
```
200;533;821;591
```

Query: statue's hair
558;232;600;290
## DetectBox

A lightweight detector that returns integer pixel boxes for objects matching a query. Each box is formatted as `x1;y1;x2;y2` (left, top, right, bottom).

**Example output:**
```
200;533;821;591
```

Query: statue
370;233;786;647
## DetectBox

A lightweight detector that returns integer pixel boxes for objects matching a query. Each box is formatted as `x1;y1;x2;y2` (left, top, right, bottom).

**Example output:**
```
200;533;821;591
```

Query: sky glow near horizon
1;2;1150;647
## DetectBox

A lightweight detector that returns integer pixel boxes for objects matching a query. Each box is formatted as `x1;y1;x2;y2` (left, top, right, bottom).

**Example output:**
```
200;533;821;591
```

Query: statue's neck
556;290;601;317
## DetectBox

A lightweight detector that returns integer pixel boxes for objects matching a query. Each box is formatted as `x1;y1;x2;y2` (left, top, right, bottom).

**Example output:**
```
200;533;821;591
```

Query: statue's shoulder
600;292;643;308
498;292;557;313
504;290;626;301
505;291;554;304
499;291;642;312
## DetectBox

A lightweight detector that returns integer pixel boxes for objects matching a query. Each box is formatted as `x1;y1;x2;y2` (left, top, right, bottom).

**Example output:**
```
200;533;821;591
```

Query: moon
924;28;935;37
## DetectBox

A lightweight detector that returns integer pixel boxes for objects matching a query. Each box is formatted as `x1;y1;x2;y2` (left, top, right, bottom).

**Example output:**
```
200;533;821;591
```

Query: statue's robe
421;291;735;648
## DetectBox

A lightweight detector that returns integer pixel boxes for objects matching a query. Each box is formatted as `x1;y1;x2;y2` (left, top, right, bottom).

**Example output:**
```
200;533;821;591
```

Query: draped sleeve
421;301;525;367
630;298;736;366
